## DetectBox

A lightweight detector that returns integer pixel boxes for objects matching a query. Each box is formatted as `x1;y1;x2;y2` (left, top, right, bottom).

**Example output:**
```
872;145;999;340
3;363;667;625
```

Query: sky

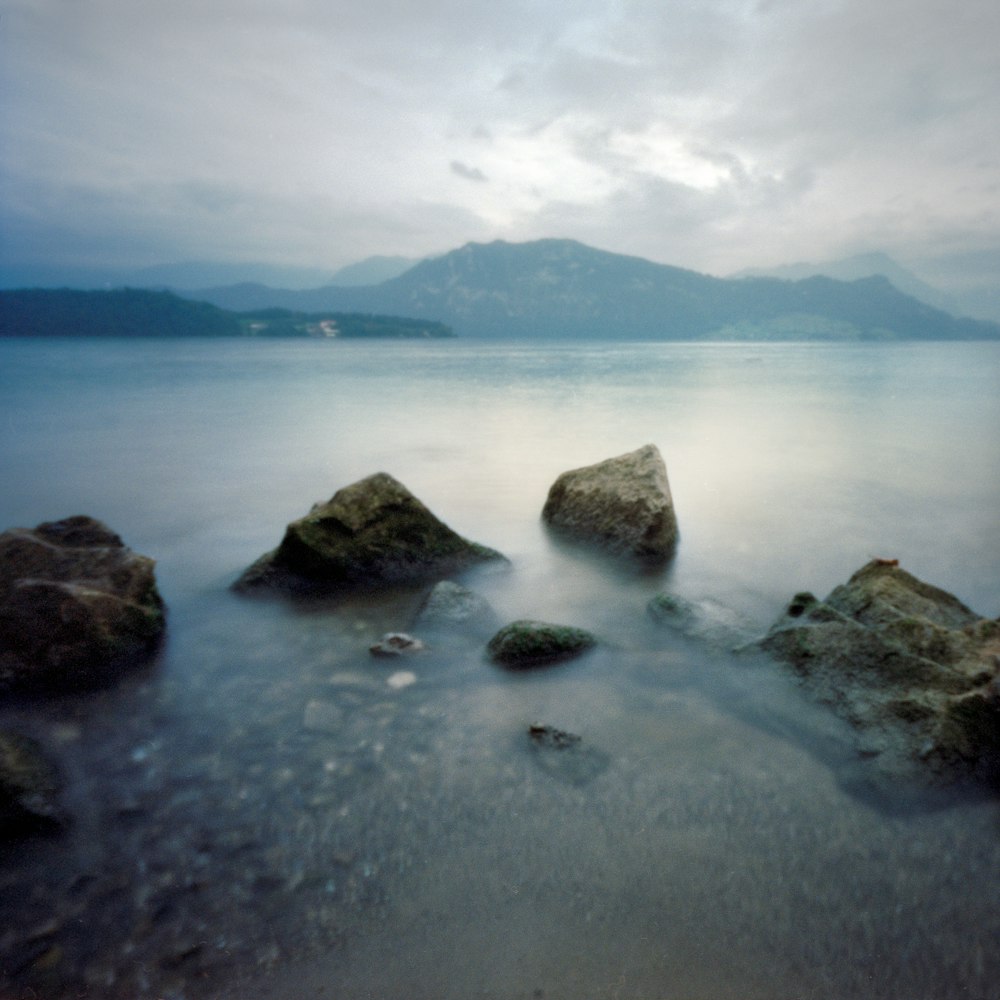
2;0;999;292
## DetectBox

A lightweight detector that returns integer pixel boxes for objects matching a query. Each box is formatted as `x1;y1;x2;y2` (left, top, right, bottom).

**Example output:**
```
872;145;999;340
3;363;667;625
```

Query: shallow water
0;338;998;999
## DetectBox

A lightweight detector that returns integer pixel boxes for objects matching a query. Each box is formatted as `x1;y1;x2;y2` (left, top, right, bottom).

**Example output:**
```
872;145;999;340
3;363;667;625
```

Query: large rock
759;560;1000;785
487;619;597;669
0;516;166;693
234;473;506;595
541;444;678;563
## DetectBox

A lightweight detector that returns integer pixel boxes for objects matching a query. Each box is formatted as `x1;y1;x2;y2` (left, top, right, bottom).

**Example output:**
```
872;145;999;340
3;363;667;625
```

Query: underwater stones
526;723;610;785
0;729;66;837
369;633;424;657
647;592;756;650
759;560;1000;782
542;444;678;564
412;580;499;637
234;472;506;596
0;516;166;693
487;620;597;669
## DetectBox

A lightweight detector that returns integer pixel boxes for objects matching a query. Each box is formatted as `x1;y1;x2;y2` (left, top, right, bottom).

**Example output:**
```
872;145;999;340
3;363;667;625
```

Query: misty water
1;337;998;1000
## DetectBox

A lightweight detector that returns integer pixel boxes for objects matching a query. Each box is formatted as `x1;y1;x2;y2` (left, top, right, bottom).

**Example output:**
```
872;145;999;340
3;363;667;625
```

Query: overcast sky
2;0;998;288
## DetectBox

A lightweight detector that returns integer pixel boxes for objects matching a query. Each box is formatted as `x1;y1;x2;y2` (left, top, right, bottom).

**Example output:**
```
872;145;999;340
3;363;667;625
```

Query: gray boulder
648;592;756;650
234;472;506;595
487;619;597;669
0;516;165;693
541;444;678;563
412;580;499;637
759;560;1000;784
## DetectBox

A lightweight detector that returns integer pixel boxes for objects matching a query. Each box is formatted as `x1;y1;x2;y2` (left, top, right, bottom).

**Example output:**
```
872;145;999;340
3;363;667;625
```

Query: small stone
487;620;597;669
386;671;417;690
369;633;424;657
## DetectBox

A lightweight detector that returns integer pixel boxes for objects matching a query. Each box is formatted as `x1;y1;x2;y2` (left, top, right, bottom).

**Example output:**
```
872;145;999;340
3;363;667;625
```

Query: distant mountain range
183;239;1000;341
730;252;961;315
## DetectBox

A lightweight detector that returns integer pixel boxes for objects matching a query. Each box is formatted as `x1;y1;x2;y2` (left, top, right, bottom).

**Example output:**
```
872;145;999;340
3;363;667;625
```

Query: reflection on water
0;339;998;999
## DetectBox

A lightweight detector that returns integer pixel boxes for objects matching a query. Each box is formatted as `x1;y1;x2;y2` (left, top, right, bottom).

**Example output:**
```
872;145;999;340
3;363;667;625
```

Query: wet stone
526;724;611;786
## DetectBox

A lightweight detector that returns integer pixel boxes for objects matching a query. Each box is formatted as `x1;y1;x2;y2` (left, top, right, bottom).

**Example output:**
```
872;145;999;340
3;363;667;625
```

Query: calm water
0;338;998;999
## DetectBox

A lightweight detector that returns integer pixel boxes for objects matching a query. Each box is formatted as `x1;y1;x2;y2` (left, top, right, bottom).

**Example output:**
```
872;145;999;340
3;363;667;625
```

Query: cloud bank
2;0;998;287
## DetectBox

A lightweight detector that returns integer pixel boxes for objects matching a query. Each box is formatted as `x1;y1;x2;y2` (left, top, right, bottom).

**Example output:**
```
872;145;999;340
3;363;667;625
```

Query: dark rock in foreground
0;516;165;693
234;473;506;595
542;444;678;564
759;560;1000;784
0;729;65;837
487;620;597;669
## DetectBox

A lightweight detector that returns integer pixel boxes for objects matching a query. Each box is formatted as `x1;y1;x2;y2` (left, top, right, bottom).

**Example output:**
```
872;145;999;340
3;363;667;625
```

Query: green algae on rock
0;516;165;693
234;473;506;596
487;619;597;669
759;560;1000;785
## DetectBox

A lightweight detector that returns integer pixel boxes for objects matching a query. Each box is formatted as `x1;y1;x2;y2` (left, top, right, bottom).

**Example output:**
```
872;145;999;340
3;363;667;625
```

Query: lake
1;337;998;999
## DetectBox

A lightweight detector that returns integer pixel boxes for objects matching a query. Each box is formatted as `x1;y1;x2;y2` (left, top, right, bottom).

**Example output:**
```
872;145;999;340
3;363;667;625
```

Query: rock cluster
0;516;165;693
542;444;678;564
234;472;505;595
759;560;1000;781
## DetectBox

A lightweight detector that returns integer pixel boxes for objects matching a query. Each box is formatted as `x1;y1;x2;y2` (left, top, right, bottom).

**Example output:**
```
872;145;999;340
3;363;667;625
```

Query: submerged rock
234;473;506;596
758;560;1000;784
0;729;66;837
541;444;678;564
527;723;610;785
648;592;756;650
487;620;597;669
0;516;165;693
412;580;500;637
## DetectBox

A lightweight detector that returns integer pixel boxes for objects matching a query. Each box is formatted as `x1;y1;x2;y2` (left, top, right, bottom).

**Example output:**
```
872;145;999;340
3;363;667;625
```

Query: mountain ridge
185;238;1000;341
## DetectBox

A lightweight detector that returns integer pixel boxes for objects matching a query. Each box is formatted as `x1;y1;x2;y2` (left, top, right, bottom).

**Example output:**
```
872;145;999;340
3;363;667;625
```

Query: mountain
326;255;423;286
0;289;454;339
187;239;1000;341
731;252;960;315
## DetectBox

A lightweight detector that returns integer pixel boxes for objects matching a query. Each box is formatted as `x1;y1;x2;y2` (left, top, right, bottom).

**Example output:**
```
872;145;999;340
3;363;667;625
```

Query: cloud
450;161;489;183
1;0;999;288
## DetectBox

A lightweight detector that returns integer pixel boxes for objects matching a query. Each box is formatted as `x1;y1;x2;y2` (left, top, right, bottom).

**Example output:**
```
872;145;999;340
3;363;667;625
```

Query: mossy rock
235;473;506;596
0;516;165;693
759;559;1000;787
487;620;597;669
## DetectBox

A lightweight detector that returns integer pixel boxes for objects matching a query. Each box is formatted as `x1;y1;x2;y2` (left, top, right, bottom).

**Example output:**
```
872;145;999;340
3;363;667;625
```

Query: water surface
0;338;998;999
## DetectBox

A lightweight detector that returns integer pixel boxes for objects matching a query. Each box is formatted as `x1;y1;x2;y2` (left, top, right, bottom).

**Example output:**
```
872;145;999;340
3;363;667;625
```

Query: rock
369;633;424;657
647;593;756;650
541;444;678;563
758;560;1000;784
0;729;66;837
0;516;166;693
412;580;499;637
234;473;506;595
526;723;610;785
487;620;597;669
